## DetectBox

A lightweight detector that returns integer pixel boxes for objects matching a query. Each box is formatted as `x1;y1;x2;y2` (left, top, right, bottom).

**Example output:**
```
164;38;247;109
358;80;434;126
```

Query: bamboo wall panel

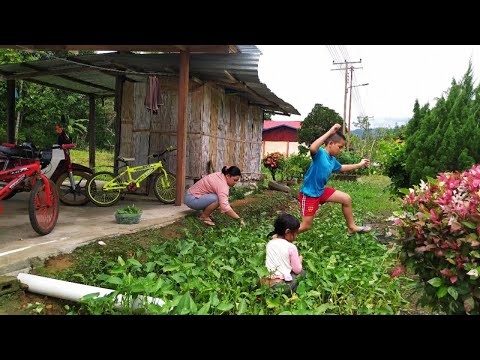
200;85;211;175
208;85;220;172
120;81;134;160
238;101;247;172
187;86;204;177
123;80;264;184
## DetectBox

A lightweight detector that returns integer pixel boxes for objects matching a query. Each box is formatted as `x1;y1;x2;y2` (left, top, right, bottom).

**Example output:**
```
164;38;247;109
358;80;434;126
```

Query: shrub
392;164;480;314
262;152;284;181
382;141;409;195
336;150;369;175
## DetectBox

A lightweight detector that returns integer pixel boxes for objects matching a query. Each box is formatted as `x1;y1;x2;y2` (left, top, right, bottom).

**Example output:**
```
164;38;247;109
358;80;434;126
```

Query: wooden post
88;95;96;170
175;50;190;206
114;76;125;175
6;80;15;143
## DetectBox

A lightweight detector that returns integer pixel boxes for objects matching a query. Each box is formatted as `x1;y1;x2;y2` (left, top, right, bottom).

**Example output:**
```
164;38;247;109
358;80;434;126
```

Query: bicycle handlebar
152;147;177;158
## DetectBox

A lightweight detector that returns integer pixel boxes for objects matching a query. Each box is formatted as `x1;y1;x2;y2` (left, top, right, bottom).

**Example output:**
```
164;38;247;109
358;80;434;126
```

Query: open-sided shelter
0;45;299;204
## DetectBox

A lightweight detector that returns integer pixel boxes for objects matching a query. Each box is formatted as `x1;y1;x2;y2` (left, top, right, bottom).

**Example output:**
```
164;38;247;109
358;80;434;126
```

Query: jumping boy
298;123;371;235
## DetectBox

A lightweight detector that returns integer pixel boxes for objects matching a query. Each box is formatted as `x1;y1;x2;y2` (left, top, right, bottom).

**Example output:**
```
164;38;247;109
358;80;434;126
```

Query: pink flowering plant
262;152;285;181
391;164;480;314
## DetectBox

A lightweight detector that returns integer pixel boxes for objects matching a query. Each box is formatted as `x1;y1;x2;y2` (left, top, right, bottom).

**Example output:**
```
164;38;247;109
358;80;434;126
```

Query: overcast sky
256;45;480;129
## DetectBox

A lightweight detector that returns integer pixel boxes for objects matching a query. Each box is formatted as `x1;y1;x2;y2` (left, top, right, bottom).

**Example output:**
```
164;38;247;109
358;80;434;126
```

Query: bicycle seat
118;157;135;163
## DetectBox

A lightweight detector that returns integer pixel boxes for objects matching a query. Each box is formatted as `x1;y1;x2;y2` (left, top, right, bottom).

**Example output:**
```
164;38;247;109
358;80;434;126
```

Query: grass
70;149;113;173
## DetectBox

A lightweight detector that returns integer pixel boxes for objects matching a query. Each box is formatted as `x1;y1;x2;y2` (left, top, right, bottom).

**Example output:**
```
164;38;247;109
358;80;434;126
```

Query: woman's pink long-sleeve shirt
188;172;232;213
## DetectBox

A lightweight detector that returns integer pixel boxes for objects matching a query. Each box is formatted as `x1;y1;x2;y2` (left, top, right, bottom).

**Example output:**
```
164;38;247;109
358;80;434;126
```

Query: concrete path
0;192;194;275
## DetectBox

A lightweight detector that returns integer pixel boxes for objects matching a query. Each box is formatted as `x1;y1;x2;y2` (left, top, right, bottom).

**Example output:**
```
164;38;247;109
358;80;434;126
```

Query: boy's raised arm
310;123;342;155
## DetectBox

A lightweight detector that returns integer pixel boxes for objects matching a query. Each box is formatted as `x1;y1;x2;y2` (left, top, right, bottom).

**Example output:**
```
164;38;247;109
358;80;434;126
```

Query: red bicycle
0;151;59;235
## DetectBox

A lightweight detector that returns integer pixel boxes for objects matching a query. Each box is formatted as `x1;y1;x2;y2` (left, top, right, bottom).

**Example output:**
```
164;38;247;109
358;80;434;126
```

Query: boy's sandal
199;217;215;226
347;225;372;237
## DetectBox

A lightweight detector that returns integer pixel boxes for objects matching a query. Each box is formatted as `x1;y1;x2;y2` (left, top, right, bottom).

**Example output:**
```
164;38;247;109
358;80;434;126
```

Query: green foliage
44;177;408;315
116;204;142;215
297;104;343;146
278;153;311;181
59;115;88;146
403;63;480;186
0;49;115;150
228;185;259;202
382;141;409;194
336;150;369;175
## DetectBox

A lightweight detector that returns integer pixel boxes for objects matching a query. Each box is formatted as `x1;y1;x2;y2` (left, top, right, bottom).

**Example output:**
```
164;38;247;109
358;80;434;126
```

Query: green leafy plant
115;204;142;215
26;302;45;314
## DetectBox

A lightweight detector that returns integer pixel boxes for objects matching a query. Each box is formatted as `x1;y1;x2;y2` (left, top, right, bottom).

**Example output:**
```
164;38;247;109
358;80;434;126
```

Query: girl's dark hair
267;213;300;237
221;165;241;176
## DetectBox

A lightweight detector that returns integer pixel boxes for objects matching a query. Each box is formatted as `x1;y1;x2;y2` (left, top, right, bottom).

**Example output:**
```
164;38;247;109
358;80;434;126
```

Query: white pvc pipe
17;273;165;310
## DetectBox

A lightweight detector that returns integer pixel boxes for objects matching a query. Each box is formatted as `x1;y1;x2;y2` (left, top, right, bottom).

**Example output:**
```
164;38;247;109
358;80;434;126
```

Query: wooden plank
114;75;125;174
200;85;211;176
175;50;189;206
3;45;235;53
120;81;135;165
209;85;220;171
187;85;204;179
6;80;15;143
88;95;96;169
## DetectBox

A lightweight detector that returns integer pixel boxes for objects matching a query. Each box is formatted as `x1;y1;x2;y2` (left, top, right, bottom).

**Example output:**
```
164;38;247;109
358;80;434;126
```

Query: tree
0;49;115;150
297;104;343;146
404;63;480;186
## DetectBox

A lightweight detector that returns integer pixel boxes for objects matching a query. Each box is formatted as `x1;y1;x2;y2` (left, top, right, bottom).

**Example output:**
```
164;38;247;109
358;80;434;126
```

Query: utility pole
331;59;362;134
347;75;369;150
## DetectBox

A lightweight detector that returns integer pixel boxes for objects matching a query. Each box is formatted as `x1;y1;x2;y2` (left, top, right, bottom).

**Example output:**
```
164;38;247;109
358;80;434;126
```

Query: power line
331;60;362;134
326;46;369;129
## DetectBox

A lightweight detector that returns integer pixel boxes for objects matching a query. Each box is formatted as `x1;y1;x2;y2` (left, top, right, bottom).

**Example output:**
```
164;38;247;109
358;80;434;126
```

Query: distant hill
350;128;391;137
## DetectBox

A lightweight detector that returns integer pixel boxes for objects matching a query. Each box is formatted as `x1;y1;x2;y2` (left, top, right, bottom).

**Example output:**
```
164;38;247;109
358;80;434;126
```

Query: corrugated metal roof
0;47;299;115
236;45;262;54
263;120;302;130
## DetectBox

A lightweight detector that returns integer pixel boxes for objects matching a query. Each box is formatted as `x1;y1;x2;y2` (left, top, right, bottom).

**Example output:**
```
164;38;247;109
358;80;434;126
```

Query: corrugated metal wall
120;78;263;184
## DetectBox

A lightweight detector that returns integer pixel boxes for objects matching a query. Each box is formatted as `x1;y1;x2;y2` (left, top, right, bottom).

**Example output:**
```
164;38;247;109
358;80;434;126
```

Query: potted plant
115;204;142;224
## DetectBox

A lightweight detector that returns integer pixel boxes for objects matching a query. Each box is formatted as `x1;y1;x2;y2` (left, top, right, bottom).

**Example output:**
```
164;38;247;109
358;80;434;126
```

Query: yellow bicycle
86;147;176;207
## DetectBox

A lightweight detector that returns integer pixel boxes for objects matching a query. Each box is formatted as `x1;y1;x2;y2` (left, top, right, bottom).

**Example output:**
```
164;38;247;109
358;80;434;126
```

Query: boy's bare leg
299;215;315;234
200;201;219;220
326;190;366;233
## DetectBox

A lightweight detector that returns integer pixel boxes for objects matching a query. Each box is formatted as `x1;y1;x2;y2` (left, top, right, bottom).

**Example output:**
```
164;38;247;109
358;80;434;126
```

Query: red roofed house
262;120;302;157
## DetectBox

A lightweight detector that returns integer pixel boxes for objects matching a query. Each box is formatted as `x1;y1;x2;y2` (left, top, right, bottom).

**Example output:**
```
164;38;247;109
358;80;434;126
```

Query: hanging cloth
144;76;162;113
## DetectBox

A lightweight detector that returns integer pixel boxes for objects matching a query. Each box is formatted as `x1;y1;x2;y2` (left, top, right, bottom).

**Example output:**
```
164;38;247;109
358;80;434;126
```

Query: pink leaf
390;266;405;279
440;268;454;277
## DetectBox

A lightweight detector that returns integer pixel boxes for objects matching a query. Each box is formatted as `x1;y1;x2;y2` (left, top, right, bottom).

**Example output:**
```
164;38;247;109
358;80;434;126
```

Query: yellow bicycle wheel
153;172;176;204
86;171;122;207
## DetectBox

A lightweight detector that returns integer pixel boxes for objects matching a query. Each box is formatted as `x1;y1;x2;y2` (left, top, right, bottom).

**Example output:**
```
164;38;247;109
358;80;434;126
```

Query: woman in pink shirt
184;165;245;226
261;213;305;295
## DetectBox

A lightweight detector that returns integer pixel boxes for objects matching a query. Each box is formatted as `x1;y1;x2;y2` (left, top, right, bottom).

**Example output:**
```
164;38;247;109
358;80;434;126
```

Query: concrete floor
0;192;194;275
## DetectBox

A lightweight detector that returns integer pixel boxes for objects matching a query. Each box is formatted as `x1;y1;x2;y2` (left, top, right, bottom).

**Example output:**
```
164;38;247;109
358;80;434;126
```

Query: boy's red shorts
299;188;336;216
